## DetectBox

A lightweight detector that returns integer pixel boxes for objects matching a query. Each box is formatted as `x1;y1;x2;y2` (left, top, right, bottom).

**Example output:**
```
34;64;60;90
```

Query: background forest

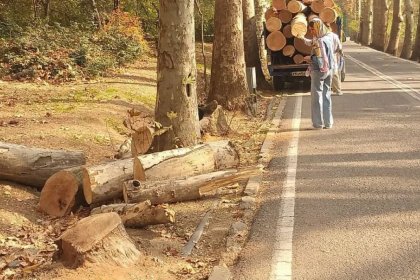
0;0;418;83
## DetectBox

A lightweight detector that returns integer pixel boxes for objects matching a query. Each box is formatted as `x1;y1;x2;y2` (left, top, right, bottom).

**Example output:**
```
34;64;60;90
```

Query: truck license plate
291;71;306;77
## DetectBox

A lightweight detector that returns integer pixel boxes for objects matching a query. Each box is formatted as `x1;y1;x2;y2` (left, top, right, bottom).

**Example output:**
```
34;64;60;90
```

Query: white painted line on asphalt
346;55;420;102
270;96;302;280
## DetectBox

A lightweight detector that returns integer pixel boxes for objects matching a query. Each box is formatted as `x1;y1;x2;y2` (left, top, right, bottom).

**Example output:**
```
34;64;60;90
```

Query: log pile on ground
264;0;340;64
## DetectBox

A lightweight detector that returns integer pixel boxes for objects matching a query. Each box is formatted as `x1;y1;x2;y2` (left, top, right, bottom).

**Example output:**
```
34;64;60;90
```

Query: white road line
270;96;302;280
346;55;420;102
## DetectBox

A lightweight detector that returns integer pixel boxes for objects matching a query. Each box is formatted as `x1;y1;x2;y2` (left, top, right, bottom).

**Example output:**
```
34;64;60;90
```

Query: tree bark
153;0;200;152
0;142;85;189
254;0;272;89
386;0;403;55
39;167;86;217
361;0;373;46
56;213;141;268
410;4;420;61
133;140;239;180
209;0;249;110
400;0;414;59
82;158;139;205
124;168;260;205
371;0;389;51
91;201;175;228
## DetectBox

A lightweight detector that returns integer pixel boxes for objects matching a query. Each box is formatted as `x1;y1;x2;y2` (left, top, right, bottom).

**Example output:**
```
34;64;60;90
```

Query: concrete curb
209;96;287;279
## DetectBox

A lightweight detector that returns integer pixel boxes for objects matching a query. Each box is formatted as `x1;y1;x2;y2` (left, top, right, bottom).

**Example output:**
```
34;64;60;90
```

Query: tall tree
386;0;403;55
254;0;272;88
242;0;270;90
400;0;414;59
410;4;420;61
153;0;201;152
371;0;389;51
361;0;373;46
208;0;249;110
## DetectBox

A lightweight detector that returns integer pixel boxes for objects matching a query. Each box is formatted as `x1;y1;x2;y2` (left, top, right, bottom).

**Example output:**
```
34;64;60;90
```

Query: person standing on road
326;26;343;96
299;19;335;129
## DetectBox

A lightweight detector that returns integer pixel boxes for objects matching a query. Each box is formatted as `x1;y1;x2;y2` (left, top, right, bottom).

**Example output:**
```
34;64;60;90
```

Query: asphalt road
233;41;420;280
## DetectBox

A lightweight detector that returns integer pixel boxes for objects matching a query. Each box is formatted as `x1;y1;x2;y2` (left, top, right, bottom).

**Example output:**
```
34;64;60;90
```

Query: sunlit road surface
233;41;420;280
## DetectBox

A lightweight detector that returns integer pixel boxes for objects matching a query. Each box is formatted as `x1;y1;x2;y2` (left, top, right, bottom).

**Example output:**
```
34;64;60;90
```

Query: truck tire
273;76;285;91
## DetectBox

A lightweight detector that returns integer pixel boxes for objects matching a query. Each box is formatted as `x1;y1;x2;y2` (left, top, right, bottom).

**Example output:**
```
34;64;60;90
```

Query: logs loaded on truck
265;0;346;90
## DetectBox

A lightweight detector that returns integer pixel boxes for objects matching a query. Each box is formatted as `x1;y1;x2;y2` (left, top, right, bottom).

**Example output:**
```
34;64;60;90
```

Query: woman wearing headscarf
299;18;336;129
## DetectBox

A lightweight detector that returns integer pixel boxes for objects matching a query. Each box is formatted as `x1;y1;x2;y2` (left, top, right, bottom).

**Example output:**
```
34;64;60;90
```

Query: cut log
0;142;85;189
133;140;239;181
278;9;293;24
272;0;287;10
310;0;325;14
82;158;138;205
291;13;308;38
293;54;305;64
264;8;278;21
39;167;85;217
294;37;312;55
199;105;229;135
56;213;141;268
319;7;337;24
282;24;293;38
91;201;175;228
266;17;282;32
266;31;287;51
287;0;307;13
283;45;296;57
123;168;261;205
324;0;335;8
131;126;154;157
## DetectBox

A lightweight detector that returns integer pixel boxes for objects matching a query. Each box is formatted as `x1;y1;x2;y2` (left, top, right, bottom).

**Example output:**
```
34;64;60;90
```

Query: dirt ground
0;44;277;280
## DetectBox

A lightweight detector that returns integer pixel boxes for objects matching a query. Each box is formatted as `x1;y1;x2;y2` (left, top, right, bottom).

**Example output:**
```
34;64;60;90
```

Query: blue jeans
311;70;333;128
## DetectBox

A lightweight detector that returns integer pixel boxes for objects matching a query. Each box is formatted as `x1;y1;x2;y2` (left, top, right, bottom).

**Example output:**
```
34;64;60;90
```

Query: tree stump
199;105;229;135
0;142;85;189
56;213;141;268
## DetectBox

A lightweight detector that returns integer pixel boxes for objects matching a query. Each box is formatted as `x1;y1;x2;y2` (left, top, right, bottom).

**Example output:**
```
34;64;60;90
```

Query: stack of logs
0;140;259;267
265;0;340;64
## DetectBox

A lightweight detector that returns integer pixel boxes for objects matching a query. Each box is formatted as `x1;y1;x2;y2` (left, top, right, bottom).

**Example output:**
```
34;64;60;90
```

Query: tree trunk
91;0;102;29
91;201;175;228
0;142;85;189
113;0;120;10
254;0;272;89
386;0;403;55
133;140;239;180
41;0;50;19
410;4;420;61
371;0;389;51
56;213;141;268
82;158;139;205
39;167;86;217
209;0;249;110
123;168;260;205
361;0;373;46
400;0;414;59
153;0;200;152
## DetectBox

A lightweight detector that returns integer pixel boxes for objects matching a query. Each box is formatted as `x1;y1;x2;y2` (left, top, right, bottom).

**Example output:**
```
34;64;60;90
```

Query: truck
265;16;346;91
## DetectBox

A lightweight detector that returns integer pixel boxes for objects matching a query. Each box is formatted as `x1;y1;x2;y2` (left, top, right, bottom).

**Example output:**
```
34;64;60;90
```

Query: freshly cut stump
131;126;154;156
0;142;85;189
39;168;83;217
56;213;141;268
266;31;286;51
